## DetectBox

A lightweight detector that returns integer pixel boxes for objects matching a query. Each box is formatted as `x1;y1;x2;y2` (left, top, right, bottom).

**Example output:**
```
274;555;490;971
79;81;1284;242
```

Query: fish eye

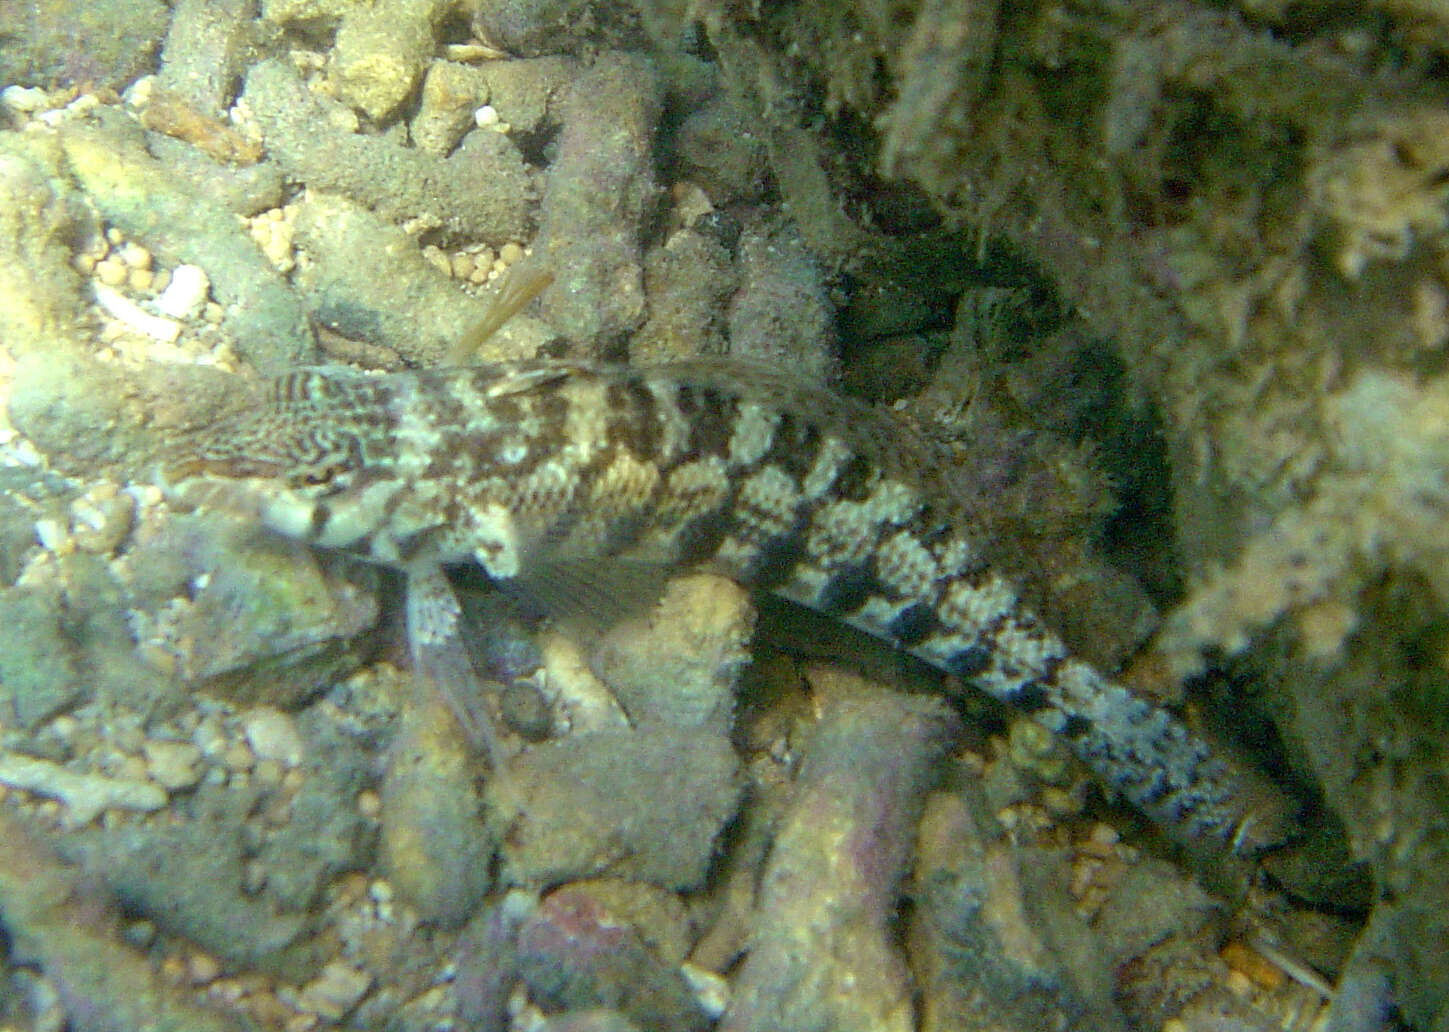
297;461;348;487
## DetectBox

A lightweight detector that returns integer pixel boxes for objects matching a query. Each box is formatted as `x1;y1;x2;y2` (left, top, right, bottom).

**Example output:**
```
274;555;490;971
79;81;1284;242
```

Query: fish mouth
153;459;274;519
156;455;289;488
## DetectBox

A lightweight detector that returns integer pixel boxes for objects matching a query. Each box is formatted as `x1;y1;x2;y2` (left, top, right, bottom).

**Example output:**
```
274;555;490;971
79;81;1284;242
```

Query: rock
0;0;167;90
58;780;317;980
726;217;836;384
471;0;640;58
675;92;768;207
58;118;313;371
476;56;575;136
252;706;375;911
516;887;709;1032
454;896;529;1031
55;553;182;717
589;573;752;736
0;478;41;586
379;689;492;927
630;230;736;364
491;726;741;891
0;584;87;729
126;514;377;710
0;136;95;360
721;671;959;1032
243;59;532;245
329;0;449;122
288;190;498;366
0;811;253;1032
534;52;660;352
909;788;1129;1032
410;60;489;157
157;0;256;118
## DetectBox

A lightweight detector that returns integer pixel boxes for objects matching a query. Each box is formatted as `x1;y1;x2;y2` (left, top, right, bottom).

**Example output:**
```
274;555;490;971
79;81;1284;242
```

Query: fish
160;357;1299;858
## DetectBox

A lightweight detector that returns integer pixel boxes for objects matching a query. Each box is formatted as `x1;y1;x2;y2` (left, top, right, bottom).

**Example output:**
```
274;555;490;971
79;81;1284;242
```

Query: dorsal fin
446;263;555;366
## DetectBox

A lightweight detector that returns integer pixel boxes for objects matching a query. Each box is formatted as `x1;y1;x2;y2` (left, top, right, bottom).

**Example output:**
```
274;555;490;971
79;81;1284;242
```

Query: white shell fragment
155;263;211;319
0;751;169;827
93;282;182;342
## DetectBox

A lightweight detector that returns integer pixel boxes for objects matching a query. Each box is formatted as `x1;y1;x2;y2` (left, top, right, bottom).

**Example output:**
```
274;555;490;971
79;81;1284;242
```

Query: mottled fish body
165;359;1294;856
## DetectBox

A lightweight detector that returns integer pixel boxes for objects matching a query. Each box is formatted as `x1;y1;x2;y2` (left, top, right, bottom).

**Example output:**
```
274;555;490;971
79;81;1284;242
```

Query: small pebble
450;252;475;281
34;517;71;553
222;742;255;772
253;757;284;788
243;858;269;895
116;241;151;270
1070;856;1105;899
143;739;204;790
95;257;129;286
681;962;729;1019
123;76;155;108
357;789;382;819
500;681;552;741
123;919;157;949
474;104;499;127
113;755;150;783
297;962;372;1020
1220;941;1286;991
128;267;154;292
499;242;525;265
1007;718;1071;784
161;954;188;985
188;952;222;985
1225;969;1255;998
421;245;451;276
70;485;135;555
243;707;304;766
263;795;292;826
1041;782;1086;818
193;716;228;758
207;978;247;1006
1080;822;1120;857
335;872;369;903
